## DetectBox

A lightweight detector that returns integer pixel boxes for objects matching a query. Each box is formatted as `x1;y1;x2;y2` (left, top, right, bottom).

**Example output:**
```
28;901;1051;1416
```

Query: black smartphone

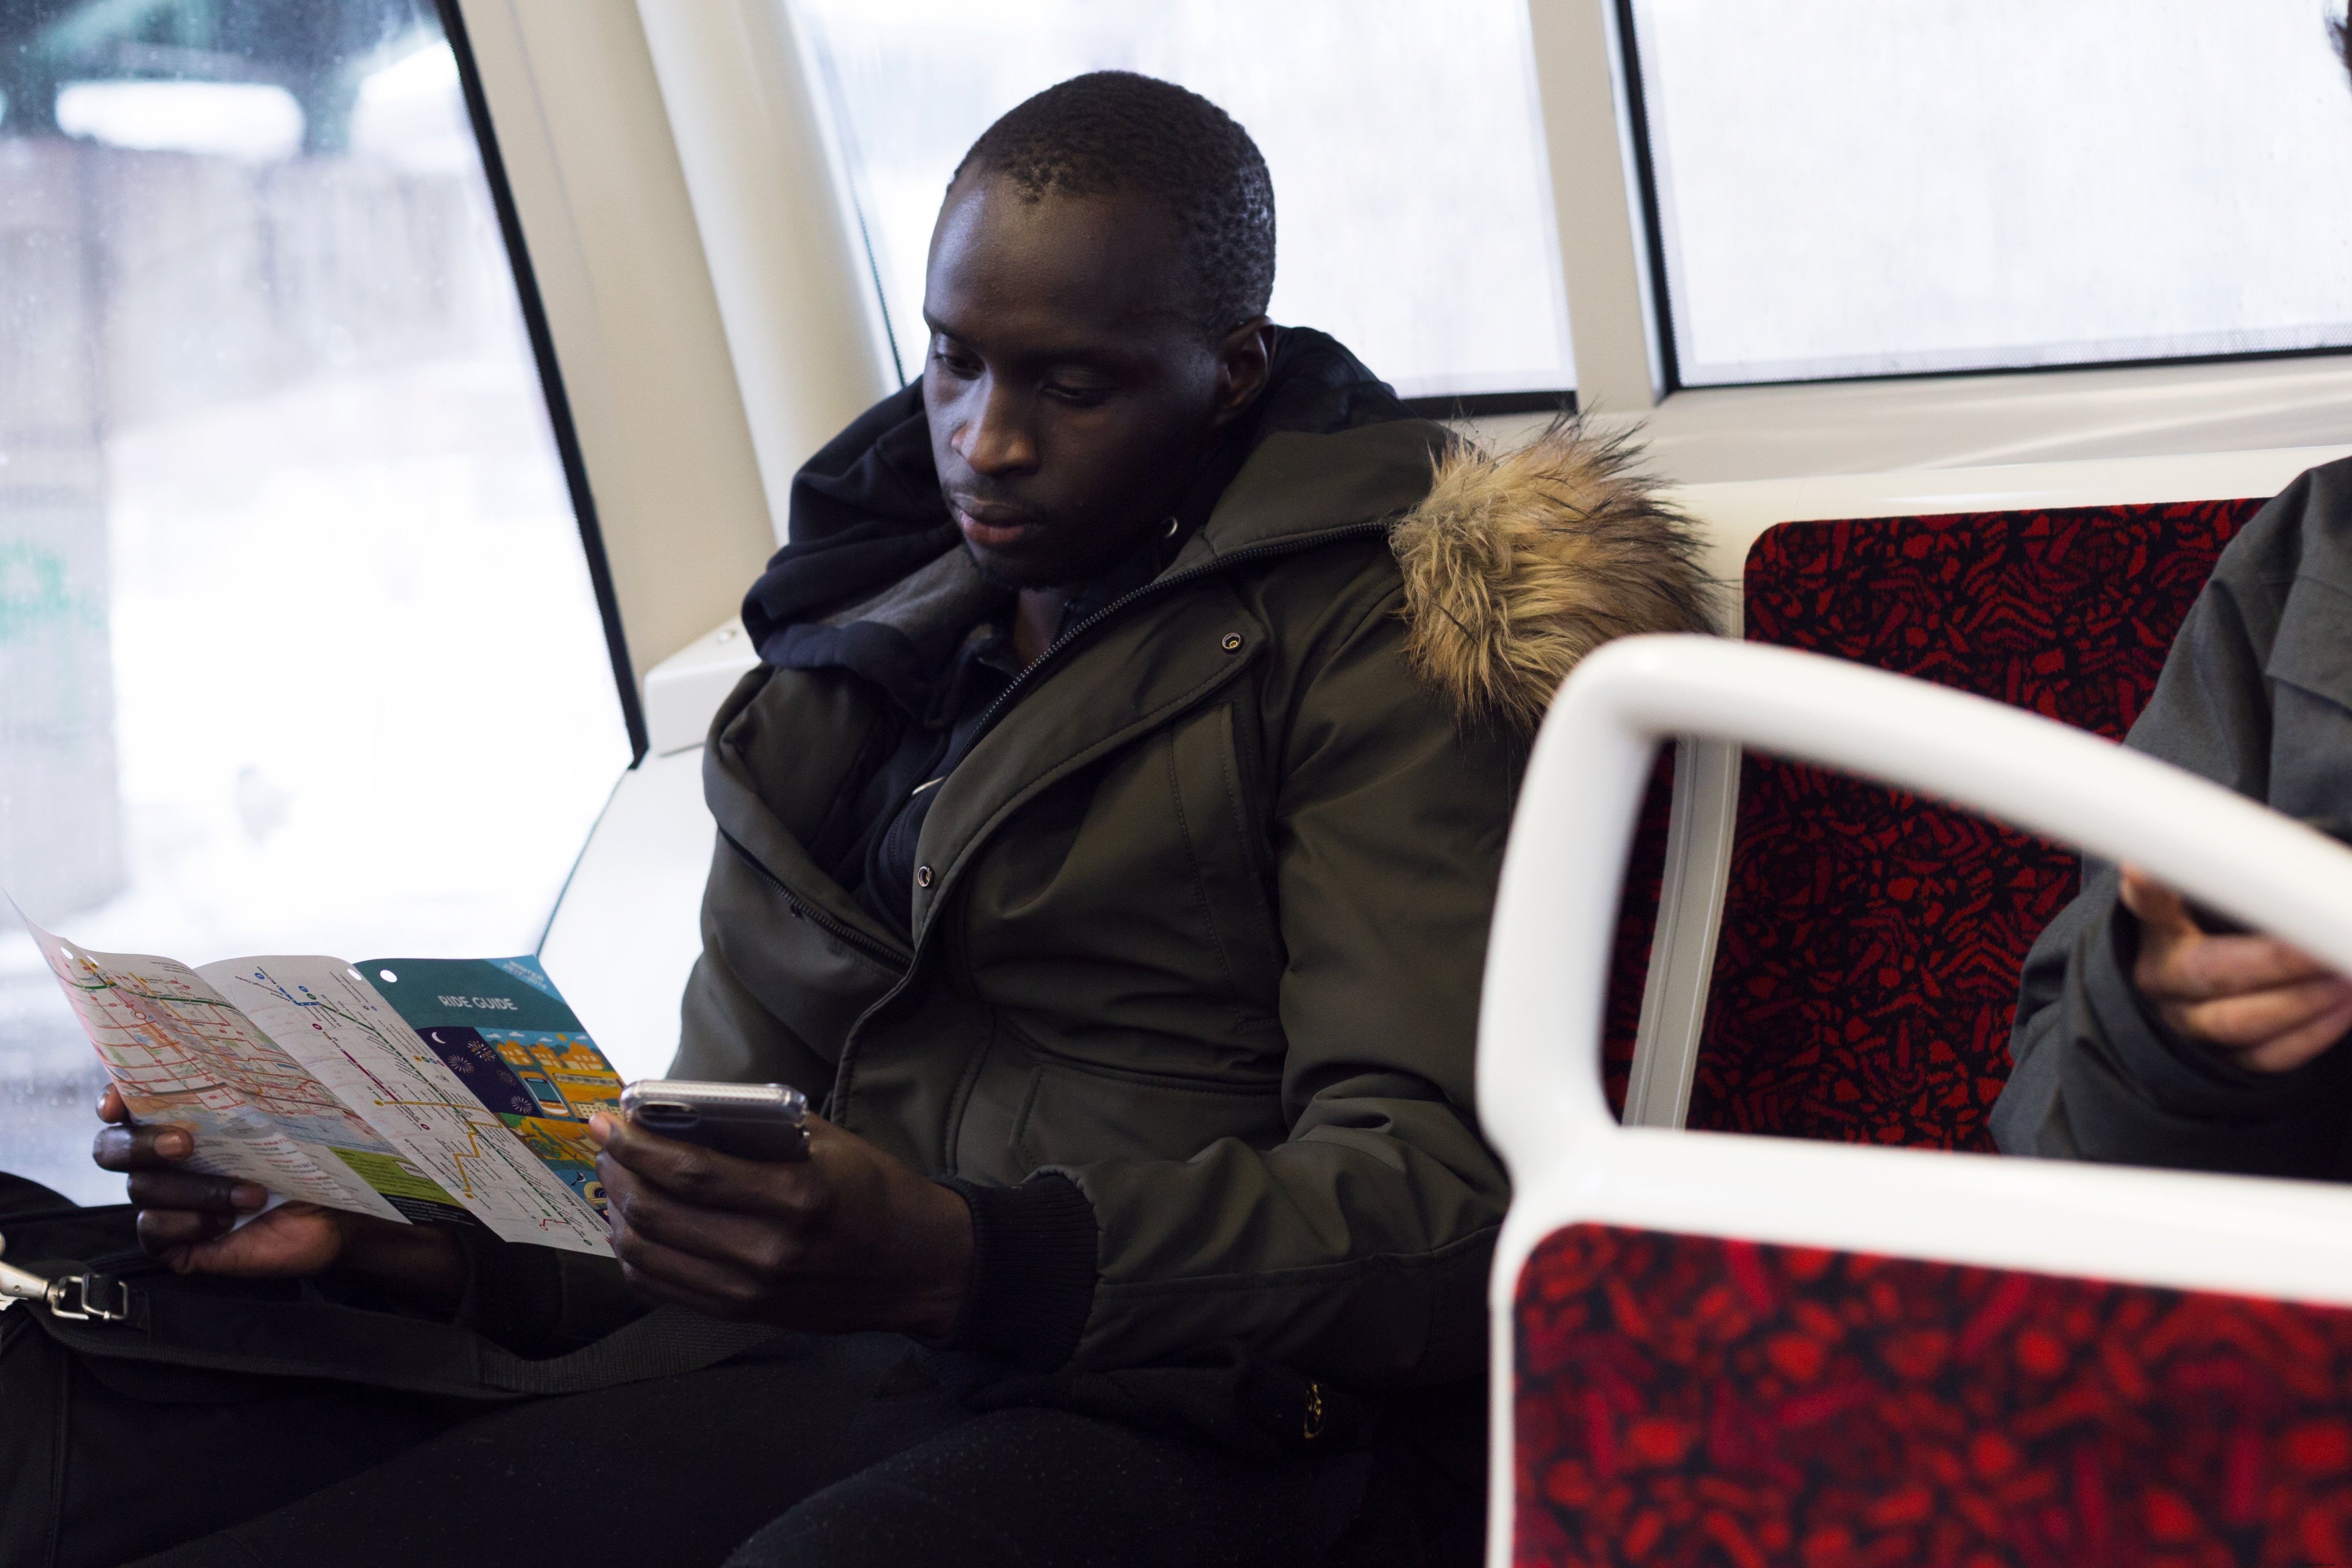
619;1080;810;1162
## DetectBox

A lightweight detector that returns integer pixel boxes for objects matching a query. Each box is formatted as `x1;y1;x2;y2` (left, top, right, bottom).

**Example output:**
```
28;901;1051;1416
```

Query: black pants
0;1176;1468;1568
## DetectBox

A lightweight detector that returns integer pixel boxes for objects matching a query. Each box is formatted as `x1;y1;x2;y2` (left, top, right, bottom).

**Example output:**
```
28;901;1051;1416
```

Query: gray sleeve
2027;892;2352;1178
1994;466;2352;1174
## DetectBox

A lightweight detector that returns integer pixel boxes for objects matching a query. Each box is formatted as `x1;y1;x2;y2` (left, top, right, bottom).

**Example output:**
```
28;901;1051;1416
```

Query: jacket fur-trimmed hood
1391;416;1717;737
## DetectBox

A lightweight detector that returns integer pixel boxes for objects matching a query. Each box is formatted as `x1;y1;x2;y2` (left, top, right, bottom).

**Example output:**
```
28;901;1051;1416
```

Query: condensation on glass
1627;0;2352;387
789;0;1576;402
0;0;628;1200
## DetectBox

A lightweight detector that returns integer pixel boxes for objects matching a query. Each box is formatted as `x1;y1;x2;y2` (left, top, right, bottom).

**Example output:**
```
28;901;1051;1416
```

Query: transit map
30;920;617;1255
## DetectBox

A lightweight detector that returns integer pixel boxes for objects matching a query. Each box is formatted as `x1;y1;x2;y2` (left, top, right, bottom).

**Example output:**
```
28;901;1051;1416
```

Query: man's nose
953;382;1037;477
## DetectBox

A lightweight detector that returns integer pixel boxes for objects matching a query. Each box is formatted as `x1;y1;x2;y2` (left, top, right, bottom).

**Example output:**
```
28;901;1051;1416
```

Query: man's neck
1012;586;1077;667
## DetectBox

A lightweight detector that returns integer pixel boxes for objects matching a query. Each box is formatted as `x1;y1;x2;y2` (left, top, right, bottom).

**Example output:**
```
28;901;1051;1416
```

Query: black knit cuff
935;1172;1098;1372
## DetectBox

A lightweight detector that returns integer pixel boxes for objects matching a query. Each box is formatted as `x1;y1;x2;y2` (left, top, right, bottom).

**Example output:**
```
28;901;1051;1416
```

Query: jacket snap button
915;864;934;889
1221;633;1243;653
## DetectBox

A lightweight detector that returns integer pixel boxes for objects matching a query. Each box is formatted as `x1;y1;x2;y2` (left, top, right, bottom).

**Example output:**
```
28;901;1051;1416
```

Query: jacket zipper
719;826;909;973
728;517;1398;1091
954;519;1393;771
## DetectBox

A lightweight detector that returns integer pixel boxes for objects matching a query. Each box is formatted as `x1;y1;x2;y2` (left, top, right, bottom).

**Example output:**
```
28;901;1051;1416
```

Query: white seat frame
1481;634;2352;1565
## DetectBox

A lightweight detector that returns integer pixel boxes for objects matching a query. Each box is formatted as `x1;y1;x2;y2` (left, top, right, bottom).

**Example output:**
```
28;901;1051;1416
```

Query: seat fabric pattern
1514;1222;2352;1568
1688;499;2262;1148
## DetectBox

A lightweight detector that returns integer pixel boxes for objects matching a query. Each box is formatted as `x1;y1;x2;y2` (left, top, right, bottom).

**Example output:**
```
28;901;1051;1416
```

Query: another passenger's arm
1995;469;2352;1176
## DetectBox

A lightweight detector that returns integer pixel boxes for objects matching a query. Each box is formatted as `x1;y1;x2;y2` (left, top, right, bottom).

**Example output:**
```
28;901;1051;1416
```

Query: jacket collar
739;327;1428;665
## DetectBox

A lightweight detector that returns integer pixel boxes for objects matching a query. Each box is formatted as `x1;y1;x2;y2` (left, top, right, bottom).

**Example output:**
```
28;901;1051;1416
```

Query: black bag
0;1199;780;1401
0;1193;815;1568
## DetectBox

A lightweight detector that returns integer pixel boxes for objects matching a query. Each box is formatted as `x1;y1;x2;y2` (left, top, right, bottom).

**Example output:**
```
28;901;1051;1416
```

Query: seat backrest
1688;497;2260;1147
1514;1223;2352;1567
1484;634;2352;1568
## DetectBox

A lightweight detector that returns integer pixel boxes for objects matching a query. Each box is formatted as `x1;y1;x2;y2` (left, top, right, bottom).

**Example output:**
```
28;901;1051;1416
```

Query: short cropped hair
952;71;1276;339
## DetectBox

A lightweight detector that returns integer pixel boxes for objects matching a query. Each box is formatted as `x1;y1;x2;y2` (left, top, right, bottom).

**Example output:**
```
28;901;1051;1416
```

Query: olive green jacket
672;413;1710;1390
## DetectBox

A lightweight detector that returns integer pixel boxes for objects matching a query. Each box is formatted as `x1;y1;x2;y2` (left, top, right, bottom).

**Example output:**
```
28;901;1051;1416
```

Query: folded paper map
30;919;618;1256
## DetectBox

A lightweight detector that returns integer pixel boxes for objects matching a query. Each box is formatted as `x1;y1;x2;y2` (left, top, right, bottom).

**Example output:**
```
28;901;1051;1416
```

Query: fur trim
1392;415;1718;737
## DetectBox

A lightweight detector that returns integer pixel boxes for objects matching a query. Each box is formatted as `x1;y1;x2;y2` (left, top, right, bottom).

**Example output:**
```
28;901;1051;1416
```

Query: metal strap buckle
0;1234;134;1322
0;1234;47;1314
46;1272;134;1323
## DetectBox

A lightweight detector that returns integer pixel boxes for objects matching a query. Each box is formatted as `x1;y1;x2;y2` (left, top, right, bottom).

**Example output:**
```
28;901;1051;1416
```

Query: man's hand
592;1110;975;1339
91;1084;465;1306
2120;865;2352;1073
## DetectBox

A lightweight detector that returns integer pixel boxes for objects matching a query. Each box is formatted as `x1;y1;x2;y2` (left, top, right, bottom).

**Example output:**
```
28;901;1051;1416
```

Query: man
2;72;1708;1568
1995;14;2352;1178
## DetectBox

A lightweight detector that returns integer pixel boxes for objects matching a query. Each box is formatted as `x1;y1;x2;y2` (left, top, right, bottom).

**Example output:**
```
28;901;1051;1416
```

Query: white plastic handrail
1478;633;2352;1185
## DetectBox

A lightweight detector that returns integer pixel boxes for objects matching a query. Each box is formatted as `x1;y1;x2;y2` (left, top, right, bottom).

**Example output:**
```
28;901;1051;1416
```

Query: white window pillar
1526;0;1666;413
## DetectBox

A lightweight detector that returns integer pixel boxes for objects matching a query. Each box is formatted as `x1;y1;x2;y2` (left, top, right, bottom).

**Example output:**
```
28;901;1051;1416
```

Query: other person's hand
91;1084;464;1305
2119;865;2352;1073
592;1109;975;1338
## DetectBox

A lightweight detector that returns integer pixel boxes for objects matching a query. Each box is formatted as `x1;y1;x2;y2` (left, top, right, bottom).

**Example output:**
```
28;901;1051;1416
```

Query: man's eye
1044;381;1111;405
931;346;981;377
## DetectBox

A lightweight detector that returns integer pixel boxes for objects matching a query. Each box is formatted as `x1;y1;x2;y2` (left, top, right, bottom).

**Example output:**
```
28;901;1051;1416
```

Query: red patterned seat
1678;498;2263;1147
1515;1225;2352;1568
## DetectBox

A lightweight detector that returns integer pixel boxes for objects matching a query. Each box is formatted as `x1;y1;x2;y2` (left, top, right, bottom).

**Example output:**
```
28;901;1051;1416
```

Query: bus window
1626;0;2352;386
0;0;629;1201
791;0;1576;408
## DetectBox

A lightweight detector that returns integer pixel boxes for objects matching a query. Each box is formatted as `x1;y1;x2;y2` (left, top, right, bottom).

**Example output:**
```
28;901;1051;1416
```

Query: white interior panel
539;747;715;1085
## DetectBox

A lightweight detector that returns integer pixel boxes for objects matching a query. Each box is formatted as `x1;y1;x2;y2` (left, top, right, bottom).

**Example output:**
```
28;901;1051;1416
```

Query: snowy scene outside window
0;0;628;1201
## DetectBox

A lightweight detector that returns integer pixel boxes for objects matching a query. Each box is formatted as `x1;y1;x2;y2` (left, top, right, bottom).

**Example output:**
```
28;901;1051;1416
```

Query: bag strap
11;1254;787;1401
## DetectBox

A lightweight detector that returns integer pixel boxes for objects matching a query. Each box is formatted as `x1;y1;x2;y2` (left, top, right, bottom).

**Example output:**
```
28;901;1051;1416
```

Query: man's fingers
2119;866;2198;935
2234;996;2352;1074
603;1168;790;1267
606;1209;772;1319
124;1169;269;1214
2152;934;2339;1002
136;1207;236;1256
92;1122;200;1173
591;1114;791;1213
2176;976;2352;1051
98;1084;128;1125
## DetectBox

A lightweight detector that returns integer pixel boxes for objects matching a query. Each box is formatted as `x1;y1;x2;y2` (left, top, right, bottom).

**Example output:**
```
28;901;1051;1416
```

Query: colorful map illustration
206;958;610;1253
32;932;404;1221
31;923;620;1255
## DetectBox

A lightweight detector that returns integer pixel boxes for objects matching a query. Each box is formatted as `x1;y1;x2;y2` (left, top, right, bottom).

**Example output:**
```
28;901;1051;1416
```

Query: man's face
922;174;1250;590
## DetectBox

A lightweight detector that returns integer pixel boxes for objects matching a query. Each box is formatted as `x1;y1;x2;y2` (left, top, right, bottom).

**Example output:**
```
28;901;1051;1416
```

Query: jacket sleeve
669;825;853;1100
1993;468;2352;1179
452;1230;647;1356
960;577;1515;1389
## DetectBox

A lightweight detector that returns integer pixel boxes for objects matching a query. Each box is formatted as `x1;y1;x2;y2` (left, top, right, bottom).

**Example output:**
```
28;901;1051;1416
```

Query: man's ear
1207;317;1277;430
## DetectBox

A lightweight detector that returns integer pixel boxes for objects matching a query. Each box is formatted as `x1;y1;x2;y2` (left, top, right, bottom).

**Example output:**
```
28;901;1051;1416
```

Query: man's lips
951;500;1037;551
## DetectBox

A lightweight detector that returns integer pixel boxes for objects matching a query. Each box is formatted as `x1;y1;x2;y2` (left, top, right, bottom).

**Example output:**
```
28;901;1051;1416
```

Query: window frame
438;0;647;762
